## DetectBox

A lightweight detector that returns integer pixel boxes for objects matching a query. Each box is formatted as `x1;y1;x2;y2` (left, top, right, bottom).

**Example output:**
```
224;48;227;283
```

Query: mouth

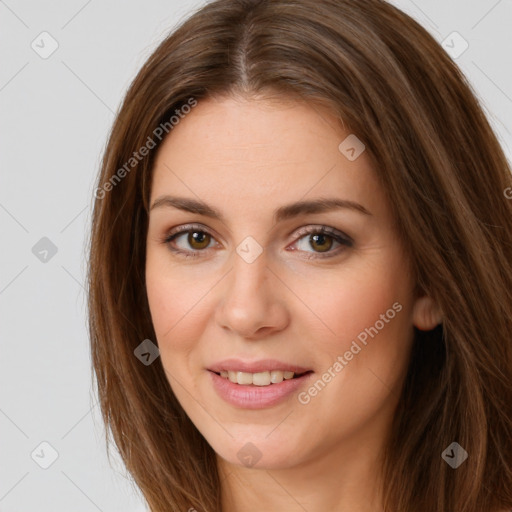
209;369;313;386
207;359;314;409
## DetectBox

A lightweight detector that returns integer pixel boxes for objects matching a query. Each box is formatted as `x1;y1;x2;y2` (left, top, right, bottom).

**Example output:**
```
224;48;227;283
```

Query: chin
209;430;308;470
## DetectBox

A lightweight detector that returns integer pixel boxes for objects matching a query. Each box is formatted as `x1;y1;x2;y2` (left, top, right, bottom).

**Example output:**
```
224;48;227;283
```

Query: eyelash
161;223;353;260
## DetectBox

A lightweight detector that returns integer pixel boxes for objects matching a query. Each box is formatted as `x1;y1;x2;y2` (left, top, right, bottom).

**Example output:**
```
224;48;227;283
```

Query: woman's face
145;95;431;470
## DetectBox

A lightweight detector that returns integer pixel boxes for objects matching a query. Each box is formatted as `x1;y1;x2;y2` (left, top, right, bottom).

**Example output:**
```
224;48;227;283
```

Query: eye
289;225;353;259
163;224;218;258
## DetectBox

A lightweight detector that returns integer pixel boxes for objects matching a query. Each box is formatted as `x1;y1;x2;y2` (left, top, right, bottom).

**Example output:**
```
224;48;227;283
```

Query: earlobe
412;295;443;331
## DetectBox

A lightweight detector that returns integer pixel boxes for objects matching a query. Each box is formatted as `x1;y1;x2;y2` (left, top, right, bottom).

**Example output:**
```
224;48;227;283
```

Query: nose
214;248;290;339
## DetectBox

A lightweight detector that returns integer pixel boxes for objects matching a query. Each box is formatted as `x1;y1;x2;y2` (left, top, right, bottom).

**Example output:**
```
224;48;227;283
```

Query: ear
412;295;443;331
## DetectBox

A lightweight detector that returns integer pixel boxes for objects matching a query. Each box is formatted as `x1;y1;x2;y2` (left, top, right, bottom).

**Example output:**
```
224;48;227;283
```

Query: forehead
150;95;380;216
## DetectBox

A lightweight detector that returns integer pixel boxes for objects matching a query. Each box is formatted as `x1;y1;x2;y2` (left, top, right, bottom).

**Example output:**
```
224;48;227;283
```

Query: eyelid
163;223;220;242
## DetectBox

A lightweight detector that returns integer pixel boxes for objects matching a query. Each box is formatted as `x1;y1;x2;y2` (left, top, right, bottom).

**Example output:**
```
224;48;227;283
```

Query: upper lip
208;358;312;374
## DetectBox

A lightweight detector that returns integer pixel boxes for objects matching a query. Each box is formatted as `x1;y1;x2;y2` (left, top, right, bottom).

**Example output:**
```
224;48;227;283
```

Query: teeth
253;372;272;386
270;370;285;384
221;370;298;386
237;372;253;385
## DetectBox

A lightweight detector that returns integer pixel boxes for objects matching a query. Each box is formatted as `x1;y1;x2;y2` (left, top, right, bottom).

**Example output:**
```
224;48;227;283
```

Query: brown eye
309;233;333;253
187;231;211;250
163;225;217;257
291;225;353;259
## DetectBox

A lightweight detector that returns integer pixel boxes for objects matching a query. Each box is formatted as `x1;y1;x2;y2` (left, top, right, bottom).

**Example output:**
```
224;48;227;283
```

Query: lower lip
208;370;313;409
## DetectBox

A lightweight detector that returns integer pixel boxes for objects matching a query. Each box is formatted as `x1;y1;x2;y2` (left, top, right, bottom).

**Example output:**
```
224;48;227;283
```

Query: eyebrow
150;195;372;222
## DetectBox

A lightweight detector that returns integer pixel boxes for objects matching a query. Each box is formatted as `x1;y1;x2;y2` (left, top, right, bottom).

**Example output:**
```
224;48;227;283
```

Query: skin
145;94;441;512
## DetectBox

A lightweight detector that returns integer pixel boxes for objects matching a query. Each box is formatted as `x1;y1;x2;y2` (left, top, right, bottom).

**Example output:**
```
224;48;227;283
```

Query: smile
208;369;314;410
216;370;306;386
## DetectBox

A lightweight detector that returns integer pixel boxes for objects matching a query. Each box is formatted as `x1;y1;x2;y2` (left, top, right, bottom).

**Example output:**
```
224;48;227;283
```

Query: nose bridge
215;238;289;337
227;241;271;306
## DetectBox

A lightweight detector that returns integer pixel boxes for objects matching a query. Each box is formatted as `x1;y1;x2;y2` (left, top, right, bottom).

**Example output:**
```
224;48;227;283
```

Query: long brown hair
87;0;512;510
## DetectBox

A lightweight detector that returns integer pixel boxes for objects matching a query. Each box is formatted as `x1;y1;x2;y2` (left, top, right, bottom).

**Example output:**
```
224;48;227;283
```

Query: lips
207;358;314;409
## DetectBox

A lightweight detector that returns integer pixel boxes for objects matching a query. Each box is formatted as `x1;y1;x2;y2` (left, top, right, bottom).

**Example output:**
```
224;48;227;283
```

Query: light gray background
1;1;511;511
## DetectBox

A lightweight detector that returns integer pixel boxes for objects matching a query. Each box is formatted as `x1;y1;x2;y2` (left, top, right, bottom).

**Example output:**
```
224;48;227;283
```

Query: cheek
145;253;213;362
295;257;412;350
145;243;219;327
293;253;414;411
307;269;412;400
145;267;211;407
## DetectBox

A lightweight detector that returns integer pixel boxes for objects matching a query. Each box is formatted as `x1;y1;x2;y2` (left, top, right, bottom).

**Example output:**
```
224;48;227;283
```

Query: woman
87;0;512;511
